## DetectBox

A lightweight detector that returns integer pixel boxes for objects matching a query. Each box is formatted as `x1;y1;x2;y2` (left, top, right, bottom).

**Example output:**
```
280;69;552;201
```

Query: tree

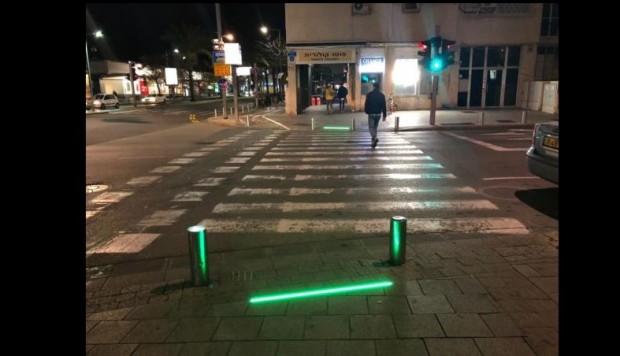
255;35;287;99
161;24;212;102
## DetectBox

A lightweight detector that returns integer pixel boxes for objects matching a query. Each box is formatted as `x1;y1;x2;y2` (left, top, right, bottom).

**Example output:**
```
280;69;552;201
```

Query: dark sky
86;3;285;63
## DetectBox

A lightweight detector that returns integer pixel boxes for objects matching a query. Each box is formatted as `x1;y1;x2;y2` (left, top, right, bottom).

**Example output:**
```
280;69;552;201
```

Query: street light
86;30;103;102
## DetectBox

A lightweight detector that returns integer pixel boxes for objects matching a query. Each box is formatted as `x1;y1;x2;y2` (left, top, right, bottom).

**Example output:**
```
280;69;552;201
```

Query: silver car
526;121;558;184
92;93;120;109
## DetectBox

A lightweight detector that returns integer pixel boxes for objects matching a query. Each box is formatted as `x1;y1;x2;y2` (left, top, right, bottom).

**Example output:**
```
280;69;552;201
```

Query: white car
141;94;167;104
92;94;119;109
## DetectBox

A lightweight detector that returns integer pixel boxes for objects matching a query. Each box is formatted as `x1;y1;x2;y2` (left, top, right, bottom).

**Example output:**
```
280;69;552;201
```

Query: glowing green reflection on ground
250;280;393;303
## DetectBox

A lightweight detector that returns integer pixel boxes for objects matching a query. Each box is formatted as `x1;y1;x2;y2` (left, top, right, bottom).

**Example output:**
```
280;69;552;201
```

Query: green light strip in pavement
323;126;351;130
249;280;393;303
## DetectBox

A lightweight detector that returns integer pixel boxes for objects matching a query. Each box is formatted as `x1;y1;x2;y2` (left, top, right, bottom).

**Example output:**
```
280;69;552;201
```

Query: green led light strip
323;126;351;130
250;280;393;303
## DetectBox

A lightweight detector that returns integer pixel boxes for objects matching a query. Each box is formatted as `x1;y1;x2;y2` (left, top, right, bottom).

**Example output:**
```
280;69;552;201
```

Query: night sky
86;3;285;63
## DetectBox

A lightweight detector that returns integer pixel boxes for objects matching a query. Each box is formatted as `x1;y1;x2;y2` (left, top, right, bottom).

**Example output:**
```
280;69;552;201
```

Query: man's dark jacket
364;88;387;117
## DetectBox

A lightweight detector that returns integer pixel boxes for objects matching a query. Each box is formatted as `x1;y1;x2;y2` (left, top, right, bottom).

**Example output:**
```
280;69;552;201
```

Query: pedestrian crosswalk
197;131;528;237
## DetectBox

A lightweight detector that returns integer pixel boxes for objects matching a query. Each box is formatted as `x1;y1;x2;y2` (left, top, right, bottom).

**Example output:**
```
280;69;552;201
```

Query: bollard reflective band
250;280;393;303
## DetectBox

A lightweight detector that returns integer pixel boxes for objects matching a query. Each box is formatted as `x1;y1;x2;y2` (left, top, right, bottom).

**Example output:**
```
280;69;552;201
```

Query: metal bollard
395;116;400;132
311;117;315;131
351;118;355;131
214;109;217;117
246;115;250;127
479;111;485;126
521;110;527;124
187;225;210;286
230;107;233;115
389;216;407;265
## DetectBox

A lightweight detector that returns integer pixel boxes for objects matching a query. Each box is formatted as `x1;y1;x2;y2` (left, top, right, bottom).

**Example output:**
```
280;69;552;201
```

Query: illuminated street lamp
260;25;283;96
86;30;103;102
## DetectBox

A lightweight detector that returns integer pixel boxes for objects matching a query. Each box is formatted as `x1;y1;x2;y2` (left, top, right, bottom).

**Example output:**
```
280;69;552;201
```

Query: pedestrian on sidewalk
325;84;335;114
364;82;387;148
337;83;348;112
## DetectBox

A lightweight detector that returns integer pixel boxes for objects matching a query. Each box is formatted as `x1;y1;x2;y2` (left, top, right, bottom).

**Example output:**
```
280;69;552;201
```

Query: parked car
92;94;120;109
526;121;558;184
141;94;167;104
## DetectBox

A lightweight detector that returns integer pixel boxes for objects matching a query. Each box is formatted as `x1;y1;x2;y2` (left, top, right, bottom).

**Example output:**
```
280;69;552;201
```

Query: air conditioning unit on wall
352;3;371;15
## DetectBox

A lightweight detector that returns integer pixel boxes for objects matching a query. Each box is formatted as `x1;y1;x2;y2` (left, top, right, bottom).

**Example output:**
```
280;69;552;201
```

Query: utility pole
128;61;137;107
215;3;227;119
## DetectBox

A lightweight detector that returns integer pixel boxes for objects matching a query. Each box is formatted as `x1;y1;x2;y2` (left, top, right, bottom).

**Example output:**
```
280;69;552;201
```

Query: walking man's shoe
371;138;378;148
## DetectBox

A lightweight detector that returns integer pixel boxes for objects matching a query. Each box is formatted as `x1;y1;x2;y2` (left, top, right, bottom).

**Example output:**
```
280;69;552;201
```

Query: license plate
543;136;558;149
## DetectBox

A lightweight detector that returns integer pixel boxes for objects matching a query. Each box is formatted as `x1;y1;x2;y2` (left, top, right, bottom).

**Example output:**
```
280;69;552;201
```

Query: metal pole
430;75;438;125
247;115;250;127
86;40;94;104
214;109;217;117
351;117;355;131
187;225;210;286
521;110;527;124
311;117;315;131
479;111;485;126
395;116;400;132
389;216;407;265
233;65;239;121
215;3;227;119
128;61;137;107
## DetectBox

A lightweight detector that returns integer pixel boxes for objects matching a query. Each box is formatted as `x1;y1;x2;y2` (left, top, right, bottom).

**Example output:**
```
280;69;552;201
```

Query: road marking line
265;150;424;156
127;176;161;186
251;163;443;170
194;177;226;186
91;191;133;204
91;233;160;254
118;156;166;160
172;191;208;202
212;200;498;213
212;166;240;173
443;132;528;152
260;156;432;162
168;158;195;165
241;173;457;181
483;176;541;181
150;166;181;173
138;209;187;227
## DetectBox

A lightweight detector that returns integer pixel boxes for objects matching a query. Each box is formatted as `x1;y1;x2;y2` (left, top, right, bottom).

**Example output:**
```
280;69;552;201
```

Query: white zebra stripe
265;150;424;156
212;200;498;213
198;217;529;234
241;173;457;181
260;156;433;162
272;145;414;151
252;163;443;170
227;186;477;196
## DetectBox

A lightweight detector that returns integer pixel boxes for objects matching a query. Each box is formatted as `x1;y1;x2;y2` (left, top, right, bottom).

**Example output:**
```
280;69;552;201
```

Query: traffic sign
213;51;225;64
214;63;231;76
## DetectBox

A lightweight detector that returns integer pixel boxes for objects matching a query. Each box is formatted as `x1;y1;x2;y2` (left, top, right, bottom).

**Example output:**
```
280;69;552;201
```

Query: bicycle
387;93;398;113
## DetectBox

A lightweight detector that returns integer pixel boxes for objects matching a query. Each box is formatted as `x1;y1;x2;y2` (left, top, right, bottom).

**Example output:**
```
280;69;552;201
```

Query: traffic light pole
128;61;137;107
430;75;438;126
215;3;228;119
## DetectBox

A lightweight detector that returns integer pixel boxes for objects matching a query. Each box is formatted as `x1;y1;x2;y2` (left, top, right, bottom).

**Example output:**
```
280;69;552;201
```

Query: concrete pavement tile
251;269;278;280
87;307;134;320
131;343;184;356
493;246;532;257
350;315;397;339
304;315;349;339
86;320;138;344
368;296;411;314
529;276;558;296
276;341;326;356
212;317;263;340
298;264;321;274
166;317;221;342
86;320;98;334
375;339;428;356
328;296;368;314
487;287;548;300
121;318;179;343
523;327;558;355
258;316;306;340
179;342;231;356
478;276;535;289
386;280;423;296
124;301;178;320
205;301;248;317
86;344;94;354
424;338;481;356
168;300;209;318
436;314;493;337
496;300;557;313
512;265;541;277
406;295;454;313
246;301;288;316
480;314;525;337
445;294;501;313
86;344;138;356
86;278;106;293
453;277;488;294
508;312;558;330
457;256;481;266
102;272;166;292
228;341;278;356
548;292;558;303
440;266;468;277
419;279;463;295
392;314;444;338
528;263;558;276
327;340;376;356
474;338;536;356
111;259;167;276
286;298;327;315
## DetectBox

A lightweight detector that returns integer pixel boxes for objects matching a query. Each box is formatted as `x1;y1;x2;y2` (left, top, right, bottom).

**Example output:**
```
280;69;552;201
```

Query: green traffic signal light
429;57;444;72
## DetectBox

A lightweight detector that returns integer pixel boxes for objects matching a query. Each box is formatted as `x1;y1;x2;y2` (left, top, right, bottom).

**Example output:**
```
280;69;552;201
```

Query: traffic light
441;38;456;66
417;40;431;68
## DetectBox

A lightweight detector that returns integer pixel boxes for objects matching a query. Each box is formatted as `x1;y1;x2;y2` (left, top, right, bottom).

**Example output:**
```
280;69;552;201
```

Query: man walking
364;82;387;148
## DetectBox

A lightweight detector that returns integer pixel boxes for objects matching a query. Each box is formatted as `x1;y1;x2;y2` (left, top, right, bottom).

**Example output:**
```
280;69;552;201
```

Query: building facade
284;3;558;116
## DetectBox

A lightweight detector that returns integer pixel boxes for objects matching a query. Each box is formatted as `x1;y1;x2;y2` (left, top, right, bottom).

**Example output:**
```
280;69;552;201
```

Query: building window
402;3;420;12
392;59;419;96
540;3;559;36
535;45;558;81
